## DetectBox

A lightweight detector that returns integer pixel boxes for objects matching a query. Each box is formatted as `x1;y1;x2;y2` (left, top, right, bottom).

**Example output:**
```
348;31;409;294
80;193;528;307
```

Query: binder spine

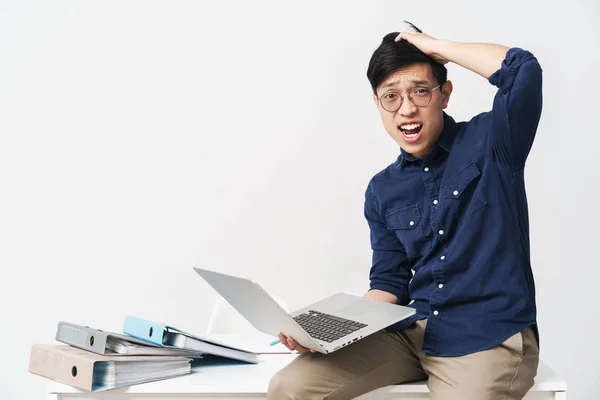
122;316;168;346
56;322;107;355
29;345;94;391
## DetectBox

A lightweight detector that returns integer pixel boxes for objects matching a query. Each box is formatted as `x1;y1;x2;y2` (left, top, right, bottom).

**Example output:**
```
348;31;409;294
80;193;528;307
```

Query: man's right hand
277;332;317;355
364;289;399;304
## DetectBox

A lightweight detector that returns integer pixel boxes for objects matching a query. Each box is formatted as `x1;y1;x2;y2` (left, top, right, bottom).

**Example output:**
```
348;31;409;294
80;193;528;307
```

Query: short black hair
367;32;447;94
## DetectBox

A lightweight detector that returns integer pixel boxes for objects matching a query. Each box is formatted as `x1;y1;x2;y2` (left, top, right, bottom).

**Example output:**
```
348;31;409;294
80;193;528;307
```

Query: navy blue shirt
365;48;543;357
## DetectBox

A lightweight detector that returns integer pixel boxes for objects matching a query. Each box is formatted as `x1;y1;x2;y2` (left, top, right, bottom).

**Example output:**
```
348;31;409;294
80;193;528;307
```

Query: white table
47;354;567;400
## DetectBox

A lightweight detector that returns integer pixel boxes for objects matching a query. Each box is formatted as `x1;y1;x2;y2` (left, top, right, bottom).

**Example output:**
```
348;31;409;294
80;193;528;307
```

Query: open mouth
399;123;423;143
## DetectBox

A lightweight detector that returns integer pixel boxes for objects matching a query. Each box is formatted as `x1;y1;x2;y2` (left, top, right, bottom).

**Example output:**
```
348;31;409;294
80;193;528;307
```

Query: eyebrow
380;79;431;89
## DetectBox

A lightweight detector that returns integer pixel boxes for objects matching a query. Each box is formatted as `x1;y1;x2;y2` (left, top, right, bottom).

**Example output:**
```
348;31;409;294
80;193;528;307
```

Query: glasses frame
398;20;422;34
377;84;442;113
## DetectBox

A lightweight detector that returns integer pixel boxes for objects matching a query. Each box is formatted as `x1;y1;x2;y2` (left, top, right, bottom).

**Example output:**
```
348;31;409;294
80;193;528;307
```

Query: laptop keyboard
293;310;368;343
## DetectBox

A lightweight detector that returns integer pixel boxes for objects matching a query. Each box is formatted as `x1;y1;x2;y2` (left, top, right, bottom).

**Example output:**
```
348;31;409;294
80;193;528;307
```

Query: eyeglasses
398;20;422;34
377;85;441;113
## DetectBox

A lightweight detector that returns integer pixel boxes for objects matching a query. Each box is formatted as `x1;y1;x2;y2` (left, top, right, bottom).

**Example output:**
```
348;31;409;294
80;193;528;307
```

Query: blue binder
122;316;174;346
122;316;258;363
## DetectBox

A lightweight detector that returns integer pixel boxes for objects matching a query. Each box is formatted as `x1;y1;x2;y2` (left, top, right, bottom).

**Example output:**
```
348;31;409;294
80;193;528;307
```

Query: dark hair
367;32;447;94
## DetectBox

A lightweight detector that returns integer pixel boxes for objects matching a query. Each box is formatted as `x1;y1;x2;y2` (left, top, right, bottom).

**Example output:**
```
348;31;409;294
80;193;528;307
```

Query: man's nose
398;96;417;116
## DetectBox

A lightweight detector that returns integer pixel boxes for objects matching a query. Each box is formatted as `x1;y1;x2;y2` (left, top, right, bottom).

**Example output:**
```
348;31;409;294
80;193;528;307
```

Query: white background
1;0;599;398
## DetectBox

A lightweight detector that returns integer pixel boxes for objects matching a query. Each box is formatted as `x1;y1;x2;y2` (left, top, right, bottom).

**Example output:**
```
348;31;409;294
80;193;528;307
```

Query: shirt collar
397;112;457;167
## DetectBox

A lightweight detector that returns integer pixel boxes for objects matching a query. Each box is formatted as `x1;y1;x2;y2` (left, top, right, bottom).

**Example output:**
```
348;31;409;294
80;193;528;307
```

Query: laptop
193;267;416;354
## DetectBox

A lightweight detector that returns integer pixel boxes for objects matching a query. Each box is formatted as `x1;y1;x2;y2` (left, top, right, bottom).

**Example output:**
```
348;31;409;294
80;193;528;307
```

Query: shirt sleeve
364;183;412;305
487;47;543;168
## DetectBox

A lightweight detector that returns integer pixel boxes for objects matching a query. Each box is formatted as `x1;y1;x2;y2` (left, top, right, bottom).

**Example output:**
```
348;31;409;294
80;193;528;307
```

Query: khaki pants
267;320;539;400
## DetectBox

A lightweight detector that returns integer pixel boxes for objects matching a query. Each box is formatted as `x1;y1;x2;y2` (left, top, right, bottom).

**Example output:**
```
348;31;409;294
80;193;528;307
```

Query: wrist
434;39;456;63
365;289;399;304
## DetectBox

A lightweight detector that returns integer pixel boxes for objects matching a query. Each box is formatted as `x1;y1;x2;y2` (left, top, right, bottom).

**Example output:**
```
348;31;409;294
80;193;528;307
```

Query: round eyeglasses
378;84;442;113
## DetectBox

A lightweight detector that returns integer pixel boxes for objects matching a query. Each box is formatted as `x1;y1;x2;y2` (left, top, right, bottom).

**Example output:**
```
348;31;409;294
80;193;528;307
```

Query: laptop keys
293;310;368;342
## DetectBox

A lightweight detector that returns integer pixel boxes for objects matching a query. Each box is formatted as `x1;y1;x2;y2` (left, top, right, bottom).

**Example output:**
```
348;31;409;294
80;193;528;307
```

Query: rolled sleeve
364;184;411;305
488;47;543;168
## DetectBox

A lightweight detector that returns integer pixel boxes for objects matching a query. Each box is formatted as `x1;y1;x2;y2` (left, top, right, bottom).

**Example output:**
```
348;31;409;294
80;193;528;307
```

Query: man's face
373;63;453;158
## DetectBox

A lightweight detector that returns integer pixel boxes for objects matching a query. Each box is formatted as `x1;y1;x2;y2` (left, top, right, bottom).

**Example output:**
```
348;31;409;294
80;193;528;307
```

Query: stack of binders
29;317;258;392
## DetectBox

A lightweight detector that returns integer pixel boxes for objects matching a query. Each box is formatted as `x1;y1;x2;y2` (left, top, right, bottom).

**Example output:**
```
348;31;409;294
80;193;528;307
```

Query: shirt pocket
440;161;487;219
385;204;430;258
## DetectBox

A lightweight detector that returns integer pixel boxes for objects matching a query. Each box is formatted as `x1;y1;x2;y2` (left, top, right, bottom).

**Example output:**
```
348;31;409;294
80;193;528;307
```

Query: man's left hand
395;28;449;65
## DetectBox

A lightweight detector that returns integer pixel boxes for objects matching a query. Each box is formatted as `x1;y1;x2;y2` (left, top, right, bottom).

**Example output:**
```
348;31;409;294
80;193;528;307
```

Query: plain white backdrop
1;0;599;398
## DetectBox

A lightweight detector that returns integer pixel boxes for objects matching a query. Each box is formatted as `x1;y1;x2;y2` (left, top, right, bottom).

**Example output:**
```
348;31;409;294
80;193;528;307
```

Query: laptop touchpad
335;302;373;319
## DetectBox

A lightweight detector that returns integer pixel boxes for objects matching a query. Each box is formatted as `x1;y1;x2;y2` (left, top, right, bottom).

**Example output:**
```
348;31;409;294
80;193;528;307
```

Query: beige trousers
267;320;539;400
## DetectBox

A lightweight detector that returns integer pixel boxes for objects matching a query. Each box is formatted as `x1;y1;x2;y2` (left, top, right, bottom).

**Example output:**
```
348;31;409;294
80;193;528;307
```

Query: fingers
277;333;292;351
277;333;314;355
287;337;313;354
395;30;416;42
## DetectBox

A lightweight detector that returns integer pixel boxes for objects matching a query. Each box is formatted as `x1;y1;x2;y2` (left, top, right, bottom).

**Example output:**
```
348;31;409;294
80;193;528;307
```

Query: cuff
488;47;537;94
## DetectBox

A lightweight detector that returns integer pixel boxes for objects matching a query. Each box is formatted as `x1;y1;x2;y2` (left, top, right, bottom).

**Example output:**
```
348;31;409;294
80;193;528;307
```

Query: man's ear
372;93;379;106
441;80;453;109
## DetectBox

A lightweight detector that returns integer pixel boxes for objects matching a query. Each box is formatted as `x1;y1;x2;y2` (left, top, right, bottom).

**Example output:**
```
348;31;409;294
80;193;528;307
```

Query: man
268;21;542;400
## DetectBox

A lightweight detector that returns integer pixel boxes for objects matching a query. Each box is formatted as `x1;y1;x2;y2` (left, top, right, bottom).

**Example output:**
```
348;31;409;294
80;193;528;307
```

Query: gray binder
55;321;205;357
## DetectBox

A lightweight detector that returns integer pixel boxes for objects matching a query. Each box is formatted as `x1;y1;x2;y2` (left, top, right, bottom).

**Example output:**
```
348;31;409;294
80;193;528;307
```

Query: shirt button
424;167;430;172
438;284;444;289
409;220;415;226
433;199;438;205
453;190;459;196
438;229;444;235
440;255;446;260
433;310;439;316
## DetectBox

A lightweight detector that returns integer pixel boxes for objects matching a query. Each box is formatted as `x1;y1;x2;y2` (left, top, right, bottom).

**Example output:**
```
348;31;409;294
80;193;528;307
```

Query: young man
268;22;542;400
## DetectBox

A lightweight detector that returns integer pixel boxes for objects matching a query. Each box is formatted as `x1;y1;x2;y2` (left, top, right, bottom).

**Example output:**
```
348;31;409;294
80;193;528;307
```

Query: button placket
431;257;448;304
420;162;441;231
437;255;447;290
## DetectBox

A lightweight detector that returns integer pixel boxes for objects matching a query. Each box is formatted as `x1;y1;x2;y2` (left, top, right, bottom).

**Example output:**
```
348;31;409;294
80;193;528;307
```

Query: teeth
400;123;422;130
